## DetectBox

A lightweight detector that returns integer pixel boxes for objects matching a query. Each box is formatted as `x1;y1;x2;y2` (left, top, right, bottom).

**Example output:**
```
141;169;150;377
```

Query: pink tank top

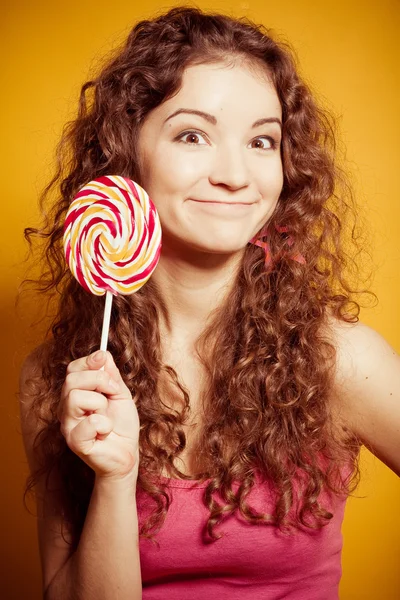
137;469;349;599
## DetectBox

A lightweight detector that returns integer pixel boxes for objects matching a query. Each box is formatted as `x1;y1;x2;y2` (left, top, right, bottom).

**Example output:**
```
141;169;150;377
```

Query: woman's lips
188;199;255;215
191;199;254;205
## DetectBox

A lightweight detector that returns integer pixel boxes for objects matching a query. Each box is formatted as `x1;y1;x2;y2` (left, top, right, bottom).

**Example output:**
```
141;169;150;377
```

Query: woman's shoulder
323;313;397;381
324;313;400;476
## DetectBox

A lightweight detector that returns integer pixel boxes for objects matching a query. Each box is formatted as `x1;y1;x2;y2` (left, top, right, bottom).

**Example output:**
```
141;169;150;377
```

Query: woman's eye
176;131;278;150
177;130;208;145
249;136;277;150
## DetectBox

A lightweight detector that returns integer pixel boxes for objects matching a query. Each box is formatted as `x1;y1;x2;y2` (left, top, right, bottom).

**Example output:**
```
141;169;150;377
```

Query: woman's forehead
156;62;281;123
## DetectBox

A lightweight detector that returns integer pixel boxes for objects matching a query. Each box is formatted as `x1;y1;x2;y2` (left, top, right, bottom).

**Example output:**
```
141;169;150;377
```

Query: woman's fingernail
92;350;105;361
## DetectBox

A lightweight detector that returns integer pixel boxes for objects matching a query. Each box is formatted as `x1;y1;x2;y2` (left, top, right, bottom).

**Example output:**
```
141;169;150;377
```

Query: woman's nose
208;144;250;190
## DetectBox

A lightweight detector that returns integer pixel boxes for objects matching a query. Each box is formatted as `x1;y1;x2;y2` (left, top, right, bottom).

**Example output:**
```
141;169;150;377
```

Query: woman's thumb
103;350;125;385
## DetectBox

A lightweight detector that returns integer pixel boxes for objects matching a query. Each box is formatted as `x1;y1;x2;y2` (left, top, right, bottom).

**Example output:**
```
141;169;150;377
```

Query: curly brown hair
22;6;373;550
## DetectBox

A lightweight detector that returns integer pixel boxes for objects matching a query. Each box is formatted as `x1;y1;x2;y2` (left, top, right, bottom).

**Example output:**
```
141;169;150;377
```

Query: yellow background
2;0;399;598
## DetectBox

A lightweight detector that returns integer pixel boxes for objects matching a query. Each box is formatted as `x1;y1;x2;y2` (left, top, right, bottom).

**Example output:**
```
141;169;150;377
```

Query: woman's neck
152;242;244;349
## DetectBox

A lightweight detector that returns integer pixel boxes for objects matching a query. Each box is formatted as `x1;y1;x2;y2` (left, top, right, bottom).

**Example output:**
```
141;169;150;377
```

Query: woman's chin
186;239;248;255
161;231;251;257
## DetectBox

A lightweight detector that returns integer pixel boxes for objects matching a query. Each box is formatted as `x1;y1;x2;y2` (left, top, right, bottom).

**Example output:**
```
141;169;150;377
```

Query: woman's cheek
173;150;211;181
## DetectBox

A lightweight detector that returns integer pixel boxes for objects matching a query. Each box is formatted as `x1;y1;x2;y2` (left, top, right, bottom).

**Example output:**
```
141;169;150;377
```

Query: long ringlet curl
22;6;374;549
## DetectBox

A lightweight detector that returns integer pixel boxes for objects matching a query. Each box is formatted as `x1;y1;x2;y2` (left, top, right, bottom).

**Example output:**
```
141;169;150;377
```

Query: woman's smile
188;198;257;216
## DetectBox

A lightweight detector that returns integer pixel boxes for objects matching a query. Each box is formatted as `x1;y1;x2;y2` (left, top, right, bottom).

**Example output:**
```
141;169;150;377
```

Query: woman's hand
58;350;140;483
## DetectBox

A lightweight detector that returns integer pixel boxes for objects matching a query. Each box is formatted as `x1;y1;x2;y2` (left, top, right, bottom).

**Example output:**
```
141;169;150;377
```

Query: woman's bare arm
44;475;142;600
329;318;400;477
19;351;142;600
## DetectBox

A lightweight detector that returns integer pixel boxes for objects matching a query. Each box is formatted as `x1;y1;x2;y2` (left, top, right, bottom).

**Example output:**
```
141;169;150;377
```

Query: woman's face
137;60;283;255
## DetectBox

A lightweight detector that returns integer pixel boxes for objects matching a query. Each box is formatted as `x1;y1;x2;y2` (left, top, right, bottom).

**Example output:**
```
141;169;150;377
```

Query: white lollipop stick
100;290;113;352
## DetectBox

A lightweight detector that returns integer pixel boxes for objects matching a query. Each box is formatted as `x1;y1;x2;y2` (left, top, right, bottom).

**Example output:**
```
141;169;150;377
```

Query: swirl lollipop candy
63;175;162;350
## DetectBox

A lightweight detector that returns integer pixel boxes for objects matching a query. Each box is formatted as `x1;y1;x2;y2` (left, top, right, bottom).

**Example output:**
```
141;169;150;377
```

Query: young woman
19;6;400;600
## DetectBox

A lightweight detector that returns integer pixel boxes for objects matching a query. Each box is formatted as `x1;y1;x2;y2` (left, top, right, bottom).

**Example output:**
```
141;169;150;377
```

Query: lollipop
63;175;162;350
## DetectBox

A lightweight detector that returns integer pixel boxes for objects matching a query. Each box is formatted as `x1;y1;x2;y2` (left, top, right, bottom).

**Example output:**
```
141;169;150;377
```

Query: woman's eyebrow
164;108;282;130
